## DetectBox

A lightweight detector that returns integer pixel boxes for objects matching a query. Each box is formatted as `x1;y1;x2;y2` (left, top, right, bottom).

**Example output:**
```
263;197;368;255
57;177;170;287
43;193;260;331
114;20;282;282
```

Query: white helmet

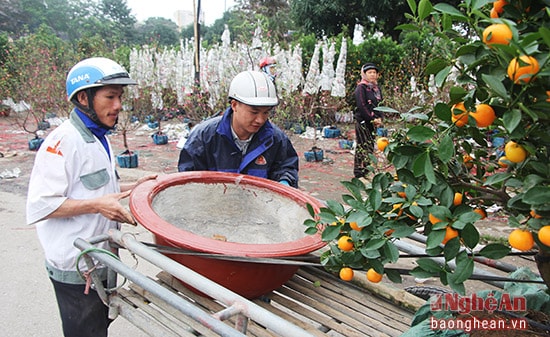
228;71;278;106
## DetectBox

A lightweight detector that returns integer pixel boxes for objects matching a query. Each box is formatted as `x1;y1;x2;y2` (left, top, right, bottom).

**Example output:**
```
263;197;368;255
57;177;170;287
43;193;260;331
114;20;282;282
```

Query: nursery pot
28;137;44;151
304;146;324;162
38;120;50;130
129;171;326;299
116;150;139;168
152;133;168;145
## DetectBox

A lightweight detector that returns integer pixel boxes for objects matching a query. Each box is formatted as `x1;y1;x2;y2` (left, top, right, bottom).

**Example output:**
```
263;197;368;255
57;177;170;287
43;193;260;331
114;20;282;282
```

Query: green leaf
418;0;434;21
434;102;451;121
325;199;345;215
502;109;522;134
395;23;420;32
456;44;478;59
427;229;446;249
321;225;341;241
483;172;513;186
412;152;428;177
374;106;400;114
410;266;437;279
303;219;318;229
438;135;454;163
449;256;474;284
412;151;436;184
306;203;315;217
382;241;400;263
393;145;424;156
341;181;363;200
441;13;452;31
461;223;480;249
425;58;448;75
443;238;460;261
406;0;417;14
365;238;386;250
365;260;384;274
482;74;508;98
434;3;467;18
416;258;442;273
347;211;373;228
409;204;424;219
425;157;436;185
435;66;452;88
523;186;550;205
304;227;319;235
426;246;443;256
447;275;466;295
539;27;550;48
401;112;430;121
457;210;481;224
385;268;402;283
407;125;436;142
390;223;417;238
449;86;468;103
478;243;511;259
368;189;382;210
317;209;337;224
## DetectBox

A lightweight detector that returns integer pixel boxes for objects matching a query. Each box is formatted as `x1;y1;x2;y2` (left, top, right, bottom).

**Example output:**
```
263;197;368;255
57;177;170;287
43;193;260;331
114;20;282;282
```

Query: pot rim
129;171;326;257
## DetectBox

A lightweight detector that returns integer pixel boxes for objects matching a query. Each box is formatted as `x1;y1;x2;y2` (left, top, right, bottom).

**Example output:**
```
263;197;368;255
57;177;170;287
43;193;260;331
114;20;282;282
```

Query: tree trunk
535;250;550;290
123;130;129;151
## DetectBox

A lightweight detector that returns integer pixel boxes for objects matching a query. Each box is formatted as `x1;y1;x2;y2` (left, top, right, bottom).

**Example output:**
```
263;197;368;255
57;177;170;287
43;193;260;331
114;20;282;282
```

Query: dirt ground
0;114;545;335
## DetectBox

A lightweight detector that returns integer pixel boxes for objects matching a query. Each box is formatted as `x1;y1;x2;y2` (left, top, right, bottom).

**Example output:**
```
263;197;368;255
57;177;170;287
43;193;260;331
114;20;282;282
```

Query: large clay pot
129;171;326;299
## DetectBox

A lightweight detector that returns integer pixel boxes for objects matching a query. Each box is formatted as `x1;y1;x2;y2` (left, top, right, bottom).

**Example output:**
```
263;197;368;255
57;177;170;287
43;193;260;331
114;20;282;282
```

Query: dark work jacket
177;107;299;187
354;81;383;126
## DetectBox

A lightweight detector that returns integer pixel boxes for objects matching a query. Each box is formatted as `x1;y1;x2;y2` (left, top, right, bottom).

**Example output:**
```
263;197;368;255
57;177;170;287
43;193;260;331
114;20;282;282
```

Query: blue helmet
66;57;136;101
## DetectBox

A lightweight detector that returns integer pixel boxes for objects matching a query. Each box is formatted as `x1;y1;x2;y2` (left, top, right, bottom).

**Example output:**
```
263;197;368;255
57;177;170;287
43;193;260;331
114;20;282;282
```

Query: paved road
0;116;159;335
0;172;152;336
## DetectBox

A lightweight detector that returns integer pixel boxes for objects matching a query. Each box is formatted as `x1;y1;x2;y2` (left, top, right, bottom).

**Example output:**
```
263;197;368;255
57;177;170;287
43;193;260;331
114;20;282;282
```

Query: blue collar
75;108;111;158
75;109;110;138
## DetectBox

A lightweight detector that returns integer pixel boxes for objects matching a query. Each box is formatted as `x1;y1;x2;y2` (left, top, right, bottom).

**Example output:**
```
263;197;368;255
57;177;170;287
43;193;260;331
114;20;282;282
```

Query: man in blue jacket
178;70;299;187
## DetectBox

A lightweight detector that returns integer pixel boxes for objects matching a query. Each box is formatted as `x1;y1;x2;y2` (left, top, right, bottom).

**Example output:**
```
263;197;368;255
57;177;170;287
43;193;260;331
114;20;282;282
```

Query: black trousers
50;278;112;337
354;120;376;178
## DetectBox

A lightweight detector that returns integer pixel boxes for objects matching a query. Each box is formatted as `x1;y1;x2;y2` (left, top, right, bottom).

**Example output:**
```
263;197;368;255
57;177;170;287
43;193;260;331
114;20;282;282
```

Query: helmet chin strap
71;89;114;130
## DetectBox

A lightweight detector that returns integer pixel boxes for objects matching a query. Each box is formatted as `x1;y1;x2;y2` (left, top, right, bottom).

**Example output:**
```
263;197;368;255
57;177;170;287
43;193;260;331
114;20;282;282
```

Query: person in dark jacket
178;70;299;187
353;63;383;178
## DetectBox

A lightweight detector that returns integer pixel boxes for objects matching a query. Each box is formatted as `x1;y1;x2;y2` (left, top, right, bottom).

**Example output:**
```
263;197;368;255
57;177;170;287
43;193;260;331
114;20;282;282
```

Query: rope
76;247;128;293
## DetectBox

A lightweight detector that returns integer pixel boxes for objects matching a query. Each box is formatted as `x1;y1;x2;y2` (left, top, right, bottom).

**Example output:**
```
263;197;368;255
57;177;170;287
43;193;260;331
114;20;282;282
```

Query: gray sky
125;0;236;25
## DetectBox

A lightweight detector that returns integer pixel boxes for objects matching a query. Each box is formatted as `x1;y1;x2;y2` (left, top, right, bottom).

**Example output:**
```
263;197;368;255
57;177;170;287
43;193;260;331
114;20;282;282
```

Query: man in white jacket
26;57;156;337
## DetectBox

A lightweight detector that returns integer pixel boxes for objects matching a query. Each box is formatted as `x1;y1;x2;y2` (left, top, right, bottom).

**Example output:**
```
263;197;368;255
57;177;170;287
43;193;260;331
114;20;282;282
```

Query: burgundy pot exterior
130;171;326;299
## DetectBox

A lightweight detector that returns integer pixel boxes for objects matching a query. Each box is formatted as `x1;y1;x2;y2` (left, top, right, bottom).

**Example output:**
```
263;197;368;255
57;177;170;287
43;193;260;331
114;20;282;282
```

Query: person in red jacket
259;56;278;82
353;63;384;178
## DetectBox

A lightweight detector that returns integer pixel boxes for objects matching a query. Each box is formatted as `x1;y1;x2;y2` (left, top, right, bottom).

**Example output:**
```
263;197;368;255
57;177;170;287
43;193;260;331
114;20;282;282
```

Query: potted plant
150;108;168;145
12;102;47;151
150;88;178;145
115;105;142;168
302;0;550;298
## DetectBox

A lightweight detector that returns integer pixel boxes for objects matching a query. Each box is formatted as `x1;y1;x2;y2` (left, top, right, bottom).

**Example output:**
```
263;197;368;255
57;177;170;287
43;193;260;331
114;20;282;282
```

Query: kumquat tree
304;0;550;294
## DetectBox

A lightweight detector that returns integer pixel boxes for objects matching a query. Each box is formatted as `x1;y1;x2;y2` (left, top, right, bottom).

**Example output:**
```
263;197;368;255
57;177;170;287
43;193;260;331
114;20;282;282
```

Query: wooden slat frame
111;266;416;337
